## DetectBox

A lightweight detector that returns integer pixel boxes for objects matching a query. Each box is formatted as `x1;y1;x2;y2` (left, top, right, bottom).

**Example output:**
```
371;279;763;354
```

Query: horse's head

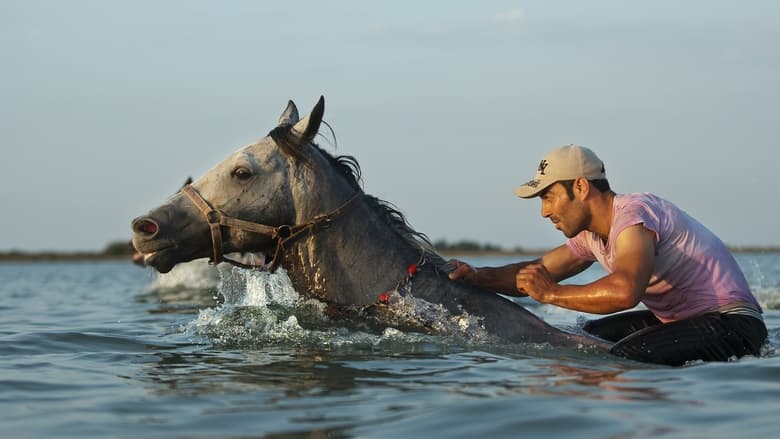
131;97;332;273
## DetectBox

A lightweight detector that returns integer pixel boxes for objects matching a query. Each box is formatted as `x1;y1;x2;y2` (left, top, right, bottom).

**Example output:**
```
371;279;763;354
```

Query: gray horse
131;97;610;350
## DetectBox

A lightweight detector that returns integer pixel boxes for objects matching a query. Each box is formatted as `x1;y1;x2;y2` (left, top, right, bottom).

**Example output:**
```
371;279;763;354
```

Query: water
1;254;779;438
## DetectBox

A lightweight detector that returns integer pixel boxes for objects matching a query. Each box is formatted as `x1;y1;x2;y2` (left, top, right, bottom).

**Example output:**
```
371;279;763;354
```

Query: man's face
539;181;590;238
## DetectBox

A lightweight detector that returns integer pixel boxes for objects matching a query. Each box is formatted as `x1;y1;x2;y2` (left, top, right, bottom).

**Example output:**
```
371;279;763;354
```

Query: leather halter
181;184;361;272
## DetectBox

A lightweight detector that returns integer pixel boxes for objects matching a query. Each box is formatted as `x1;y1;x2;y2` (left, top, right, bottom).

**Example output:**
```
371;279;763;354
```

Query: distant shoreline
441;246;780;257
0;252;134;262
1;246;779;263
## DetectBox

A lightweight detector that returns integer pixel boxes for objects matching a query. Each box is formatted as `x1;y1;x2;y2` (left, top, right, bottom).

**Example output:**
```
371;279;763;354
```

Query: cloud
495;8;525;25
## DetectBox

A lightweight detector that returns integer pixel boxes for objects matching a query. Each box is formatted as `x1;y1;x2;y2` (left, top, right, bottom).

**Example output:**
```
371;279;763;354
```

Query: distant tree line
1;239;777;262
430;239;541;254
434;239;503;252
102;240;136;255
0;240;136;261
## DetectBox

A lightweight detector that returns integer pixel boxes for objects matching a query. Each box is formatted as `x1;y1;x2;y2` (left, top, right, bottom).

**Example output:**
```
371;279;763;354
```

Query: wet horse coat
131;97;610;349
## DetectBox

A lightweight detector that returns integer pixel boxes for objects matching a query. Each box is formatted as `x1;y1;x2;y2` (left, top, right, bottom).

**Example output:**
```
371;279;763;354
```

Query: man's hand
515;262;556;303
446;259;478;283
446;259;539;297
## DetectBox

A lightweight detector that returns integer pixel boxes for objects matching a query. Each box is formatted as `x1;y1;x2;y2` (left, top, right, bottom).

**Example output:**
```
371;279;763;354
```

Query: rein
181;184;361;272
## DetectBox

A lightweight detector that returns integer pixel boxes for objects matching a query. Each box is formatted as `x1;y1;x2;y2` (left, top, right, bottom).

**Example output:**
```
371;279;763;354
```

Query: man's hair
557;179;611;199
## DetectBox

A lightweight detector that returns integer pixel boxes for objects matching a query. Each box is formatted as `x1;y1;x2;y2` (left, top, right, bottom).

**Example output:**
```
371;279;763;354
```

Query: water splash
371;290;494;343
185;267;309;345
741;255;780;310
754;288;780;310
215;265;301;308
183;266;494;349
150;258;220;291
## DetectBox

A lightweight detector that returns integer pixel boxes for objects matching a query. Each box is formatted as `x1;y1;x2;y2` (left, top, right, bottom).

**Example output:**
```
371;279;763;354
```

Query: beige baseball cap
513;144;606;198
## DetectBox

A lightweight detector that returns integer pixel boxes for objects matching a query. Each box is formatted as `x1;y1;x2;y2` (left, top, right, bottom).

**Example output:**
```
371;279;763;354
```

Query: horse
131;97;611;350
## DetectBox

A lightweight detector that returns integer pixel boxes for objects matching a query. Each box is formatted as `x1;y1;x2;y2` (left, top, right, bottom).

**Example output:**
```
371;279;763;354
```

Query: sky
1;0;778;252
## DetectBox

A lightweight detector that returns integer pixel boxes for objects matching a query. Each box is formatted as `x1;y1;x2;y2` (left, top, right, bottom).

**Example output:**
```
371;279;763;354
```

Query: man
448;144;766;366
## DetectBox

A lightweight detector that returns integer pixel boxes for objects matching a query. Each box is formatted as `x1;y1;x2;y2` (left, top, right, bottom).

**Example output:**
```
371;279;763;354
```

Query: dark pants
583;310;768;366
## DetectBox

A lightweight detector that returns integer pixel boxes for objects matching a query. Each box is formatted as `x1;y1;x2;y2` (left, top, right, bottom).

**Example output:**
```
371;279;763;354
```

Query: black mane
315;143;440;261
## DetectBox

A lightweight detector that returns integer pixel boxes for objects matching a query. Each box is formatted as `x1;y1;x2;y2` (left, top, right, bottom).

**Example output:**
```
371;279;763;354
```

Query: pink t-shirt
566;193;760;322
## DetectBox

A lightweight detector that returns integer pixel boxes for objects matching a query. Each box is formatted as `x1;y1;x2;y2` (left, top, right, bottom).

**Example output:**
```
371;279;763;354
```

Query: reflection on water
131;347;692;439
122;255;780;439
522;362;675;402
147;349;397;399
135;254;779;409
3;260;780;439
141;344;680;414
136;287;220;314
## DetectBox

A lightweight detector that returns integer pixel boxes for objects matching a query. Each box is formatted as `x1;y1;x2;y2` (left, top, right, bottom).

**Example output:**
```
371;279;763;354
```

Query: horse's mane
317;145;444;264
269;125;443;264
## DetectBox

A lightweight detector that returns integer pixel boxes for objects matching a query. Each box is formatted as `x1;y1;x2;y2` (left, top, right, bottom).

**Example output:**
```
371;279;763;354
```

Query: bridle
181;184;361;272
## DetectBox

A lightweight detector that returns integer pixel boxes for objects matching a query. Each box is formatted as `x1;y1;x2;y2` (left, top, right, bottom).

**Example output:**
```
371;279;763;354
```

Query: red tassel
407;263;417;276
378;292;389;304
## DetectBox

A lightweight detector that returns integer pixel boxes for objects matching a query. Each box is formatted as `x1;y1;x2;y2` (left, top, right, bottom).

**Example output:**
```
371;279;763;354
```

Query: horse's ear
291;96;324;145
278;100;299;126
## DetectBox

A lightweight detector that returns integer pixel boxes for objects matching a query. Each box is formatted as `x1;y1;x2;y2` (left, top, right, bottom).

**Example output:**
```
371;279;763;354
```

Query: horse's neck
282;199;423;305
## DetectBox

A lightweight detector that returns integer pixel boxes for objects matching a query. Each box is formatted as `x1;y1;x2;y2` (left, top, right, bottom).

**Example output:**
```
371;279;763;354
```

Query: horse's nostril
133;218;159;236
141;222;158;234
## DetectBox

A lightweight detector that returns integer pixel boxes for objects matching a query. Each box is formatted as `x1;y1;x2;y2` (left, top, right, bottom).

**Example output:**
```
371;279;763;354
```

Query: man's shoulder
611;193;670;238
616;192;662;204
615;192;678;214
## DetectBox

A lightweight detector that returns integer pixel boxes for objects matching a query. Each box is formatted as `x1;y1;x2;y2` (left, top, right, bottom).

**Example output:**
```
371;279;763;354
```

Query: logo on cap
537;159;549;175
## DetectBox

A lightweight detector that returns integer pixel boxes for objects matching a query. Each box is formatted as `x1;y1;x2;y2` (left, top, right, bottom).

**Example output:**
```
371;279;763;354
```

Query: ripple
0;331;162;356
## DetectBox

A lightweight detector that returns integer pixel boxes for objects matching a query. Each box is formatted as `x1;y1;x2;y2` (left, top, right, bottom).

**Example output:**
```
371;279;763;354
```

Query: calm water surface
1;254;779;439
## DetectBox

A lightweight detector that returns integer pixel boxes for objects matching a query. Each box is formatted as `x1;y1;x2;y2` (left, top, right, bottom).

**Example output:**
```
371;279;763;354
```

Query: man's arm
516;224;656;314
448;259;536;296
446;244;593;297
540;244;595;282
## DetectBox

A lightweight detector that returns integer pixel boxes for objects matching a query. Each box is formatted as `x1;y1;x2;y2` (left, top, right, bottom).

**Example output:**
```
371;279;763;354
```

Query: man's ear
575;177;590;200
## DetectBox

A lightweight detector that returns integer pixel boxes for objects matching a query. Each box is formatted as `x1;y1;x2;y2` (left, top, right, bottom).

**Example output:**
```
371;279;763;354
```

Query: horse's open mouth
137;244;179;273
138;239;219;273
141;251;171;273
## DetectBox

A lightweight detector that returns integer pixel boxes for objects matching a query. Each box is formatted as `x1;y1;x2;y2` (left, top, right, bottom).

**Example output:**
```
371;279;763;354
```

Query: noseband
181;184;361;272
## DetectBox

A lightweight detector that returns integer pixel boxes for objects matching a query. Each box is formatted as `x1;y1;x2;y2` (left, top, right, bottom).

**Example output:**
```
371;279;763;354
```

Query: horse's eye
233;167;252;180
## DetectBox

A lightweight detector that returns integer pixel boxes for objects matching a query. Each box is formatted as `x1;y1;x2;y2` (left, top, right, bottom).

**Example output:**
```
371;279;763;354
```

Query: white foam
216;265;301;307
753;288;780;311
184;267;497;348
150;258;220;291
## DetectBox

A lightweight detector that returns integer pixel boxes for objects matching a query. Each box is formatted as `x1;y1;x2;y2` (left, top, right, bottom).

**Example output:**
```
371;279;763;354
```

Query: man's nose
541;202;551;218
